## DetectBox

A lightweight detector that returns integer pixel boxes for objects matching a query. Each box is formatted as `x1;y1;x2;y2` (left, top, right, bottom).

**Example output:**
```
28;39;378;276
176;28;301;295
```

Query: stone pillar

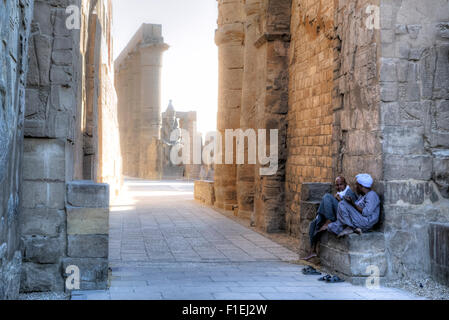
115;24;168;180
214;0;245;211
236;0;261;220
253;0;291;232
140;41;167;179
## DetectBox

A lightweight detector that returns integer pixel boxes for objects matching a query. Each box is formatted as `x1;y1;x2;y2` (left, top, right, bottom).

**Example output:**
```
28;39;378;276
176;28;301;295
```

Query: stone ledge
319;232;387;283
194;180;215;206
67;181;109;208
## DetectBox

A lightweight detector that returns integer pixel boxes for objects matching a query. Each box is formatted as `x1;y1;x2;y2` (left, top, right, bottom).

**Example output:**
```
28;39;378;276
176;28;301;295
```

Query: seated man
328;173;380;238
302;176;357;261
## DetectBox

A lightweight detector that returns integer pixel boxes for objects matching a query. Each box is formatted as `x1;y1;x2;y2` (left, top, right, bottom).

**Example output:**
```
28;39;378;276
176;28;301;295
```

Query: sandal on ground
326;275;345;283
302;266;321;275
318;274;332;281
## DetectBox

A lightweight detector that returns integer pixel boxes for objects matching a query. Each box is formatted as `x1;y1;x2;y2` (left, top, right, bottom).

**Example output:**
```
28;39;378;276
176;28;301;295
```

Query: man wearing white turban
328;173;380;237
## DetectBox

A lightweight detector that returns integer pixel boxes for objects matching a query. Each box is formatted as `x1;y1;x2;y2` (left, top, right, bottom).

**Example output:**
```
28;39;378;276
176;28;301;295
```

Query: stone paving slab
71;180;423;301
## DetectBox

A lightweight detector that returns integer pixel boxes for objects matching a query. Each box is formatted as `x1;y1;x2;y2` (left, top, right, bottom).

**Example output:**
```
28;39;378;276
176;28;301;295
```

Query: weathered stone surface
22;235;66;264
379;0;449;283
320;232;387;282
18;0;119;295
67;181;110;208
68;235;108;258
22;180;66;210
194;180;216;206
20;263;64;293
67;206;109;235
300;183;332;202
0;0;33;300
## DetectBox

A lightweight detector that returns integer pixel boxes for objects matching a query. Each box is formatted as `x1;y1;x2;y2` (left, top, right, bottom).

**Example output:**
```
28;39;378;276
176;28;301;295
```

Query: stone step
319;231;387;285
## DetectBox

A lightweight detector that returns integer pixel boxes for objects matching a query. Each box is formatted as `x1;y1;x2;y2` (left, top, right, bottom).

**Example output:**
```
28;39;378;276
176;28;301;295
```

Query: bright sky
112;0;218;135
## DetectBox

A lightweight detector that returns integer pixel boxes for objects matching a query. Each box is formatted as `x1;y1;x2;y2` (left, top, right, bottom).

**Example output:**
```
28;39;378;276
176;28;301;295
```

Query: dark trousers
309;194;339;246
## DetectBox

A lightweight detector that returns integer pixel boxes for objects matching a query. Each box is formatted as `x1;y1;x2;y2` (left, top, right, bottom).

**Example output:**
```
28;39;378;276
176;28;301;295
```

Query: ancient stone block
67;181;110;208
68;235;108;258
22;235;66;264
384;155;433;180
22;181;66;209
194;180;216;206
52;50;73;66
20;263;64;293
380;83;398;102
22;138;65;181
50;66;72;85
319;232;387;282
382;126;425;155
300;183;332;202
384;181;435;205
380;59;397;82
34;34;52;86
19;208;66;237
67;206;109;235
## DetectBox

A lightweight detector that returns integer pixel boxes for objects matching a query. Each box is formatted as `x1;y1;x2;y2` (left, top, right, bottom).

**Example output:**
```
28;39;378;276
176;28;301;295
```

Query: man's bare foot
337;227;354;238
354;228;362;235
301;253;318;261
319;222;330;232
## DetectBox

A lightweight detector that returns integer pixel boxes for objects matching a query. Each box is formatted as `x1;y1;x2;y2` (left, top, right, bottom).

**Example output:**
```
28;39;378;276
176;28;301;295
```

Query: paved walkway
72;180;421;300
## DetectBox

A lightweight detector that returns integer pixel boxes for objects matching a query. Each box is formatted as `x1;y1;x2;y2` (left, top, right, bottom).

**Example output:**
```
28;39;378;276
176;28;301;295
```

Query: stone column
214;0;245;211
115;24;168;180
253;0;291;232
139;41;168;179
236;0;261;219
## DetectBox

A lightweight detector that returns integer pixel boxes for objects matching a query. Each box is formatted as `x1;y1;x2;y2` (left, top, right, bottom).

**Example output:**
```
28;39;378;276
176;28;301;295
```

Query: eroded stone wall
20;0;118;293
379;0;449;281
286;0;335;237
0;0;34;300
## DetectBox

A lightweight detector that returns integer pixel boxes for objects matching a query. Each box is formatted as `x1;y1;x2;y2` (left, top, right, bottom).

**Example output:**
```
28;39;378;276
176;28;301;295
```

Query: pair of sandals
302;266;321;275
302;266;345;283
318;274;345;283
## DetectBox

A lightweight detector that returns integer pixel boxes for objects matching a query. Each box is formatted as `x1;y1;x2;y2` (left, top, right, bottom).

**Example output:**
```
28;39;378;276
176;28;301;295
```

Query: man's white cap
356;173;374;188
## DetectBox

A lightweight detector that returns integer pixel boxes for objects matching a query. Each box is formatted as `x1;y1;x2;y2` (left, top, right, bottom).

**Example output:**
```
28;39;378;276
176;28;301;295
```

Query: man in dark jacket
302;176;357;261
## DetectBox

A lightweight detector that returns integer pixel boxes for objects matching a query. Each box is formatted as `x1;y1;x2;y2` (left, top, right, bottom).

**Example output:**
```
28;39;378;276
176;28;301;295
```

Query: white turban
356;174;374;188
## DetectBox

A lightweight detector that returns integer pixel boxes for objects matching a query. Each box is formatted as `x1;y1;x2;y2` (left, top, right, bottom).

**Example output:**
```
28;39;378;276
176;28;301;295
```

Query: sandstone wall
286;0;335;237
379;0;449;280
20;0;117;293
332;0;382;184
0;0;34;300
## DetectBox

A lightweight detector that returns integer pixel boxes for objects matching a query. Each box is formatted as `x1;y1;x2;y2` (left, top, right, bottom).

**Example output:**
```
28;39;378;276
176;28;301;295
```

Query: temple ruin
206;0;449;285
0;0;448;300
